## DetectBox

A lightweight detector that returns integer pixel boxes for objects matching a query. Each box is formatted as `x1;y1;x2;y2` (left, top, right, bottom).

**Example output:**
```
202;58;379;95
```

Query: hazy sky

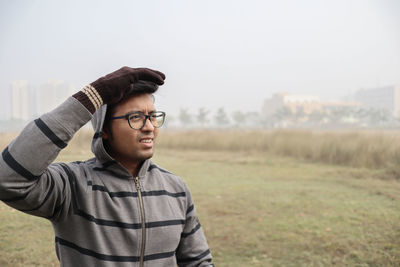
1;0;399;118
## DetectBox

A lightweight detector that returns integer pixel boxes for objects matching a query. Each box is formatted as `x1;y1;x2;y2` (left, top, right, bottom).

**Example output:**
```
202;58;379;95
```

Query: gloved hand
73;67;165;113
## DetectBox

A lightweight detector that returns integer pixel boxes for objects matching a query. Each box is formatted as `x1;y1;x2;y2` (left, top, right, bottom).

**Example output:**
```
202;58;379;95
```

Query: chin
139;150;154;160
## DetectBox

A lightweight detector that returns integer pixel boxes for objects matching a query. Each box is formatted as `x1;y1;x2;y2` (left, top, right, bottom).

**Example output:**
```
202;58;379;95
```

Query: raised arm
0;67;165;220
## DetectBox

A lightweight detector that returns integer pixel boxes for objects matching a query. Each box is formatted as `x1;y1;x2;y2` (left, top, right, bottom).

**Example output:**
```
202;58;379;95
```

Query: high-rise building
10;80;36;121
38;80;75;114
10;80;76;122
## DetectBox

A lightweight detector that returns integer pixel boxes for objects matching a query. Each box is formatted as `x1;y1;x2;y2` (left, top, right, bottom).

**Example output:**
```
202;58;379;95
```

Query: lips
139;137;154;146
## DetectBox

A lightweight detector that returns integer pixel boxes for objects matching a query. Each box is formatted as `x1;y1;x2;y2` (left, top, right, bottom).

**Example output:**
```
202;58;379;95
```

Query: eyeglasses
110;111;166;130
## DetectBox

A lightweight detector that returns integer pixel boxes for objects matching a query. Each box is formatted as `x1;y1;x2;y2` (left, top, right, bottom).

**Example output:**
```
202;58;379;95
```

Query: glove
73;67;165;113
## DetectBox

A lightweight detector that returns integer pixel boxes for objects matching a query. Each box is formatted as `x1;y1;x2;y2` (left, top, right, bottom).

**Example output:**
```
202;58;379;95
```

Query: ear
102;130;110;140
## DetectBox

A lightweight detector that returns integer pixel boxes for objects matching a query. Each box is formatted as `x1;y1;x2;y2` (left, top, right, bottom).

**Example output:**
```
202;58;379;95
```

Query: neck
119;159;143;177
104;141;143;176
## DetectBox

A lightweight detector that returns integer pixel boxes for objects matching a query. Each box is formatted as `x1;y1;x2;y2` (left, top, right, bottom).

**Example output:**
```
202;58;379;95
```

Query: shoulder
49;157;97;182
147;161;188;192
63;157;96;172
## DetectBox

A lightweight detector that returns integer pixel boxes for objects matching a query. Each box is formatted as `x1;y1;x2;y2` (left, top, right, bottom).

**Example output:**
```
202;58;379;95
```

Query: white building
10;80;35;121
38;80;75;114
10;80;76;122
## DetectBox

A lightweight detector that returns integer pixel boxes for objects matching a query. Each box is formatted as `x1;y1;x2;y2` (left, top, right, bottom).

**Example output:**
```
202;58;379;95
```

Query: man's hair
103;81;158;138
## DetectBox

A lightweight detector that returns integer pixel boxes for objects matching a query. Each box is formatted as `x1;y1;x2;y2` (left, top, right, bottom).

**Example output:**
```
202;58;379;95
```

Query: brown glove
73;67;165;113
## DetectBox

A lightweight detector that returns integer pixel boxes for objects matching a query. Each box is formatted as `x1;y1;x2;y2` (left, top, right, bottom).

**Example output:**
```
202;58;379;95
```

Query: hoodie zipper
134;176;146;267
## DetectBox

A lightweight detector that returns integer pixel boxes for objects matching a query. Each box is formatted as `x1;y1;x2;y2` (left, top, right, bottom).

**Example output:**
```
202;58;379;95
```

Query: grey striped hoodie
0;97;213;266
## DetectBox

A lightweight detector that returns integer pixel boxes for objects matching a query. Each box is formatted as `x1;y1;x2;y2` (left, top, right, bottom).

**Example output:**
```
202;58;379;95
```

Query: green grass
0;206;58;266
1;131;400;266
154;149;400;266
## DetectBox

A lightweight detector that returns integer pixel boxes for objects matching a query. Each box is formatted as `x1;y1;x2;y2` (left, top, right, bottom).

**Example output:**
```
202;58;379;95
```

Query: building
38;80;75;115
262;92;362;127
9;80;76;122
262;93;361;116
262;93;319;117
353;85;400;118
10;80;36;121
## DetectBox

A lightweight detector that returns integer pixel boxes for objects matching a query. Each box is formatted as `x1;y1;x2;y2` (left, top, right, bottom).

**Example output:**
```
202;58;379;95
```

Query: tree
196;108;209;127
329;107;351;123
231;110;246;128
163;114;175;128
367;108;390;125
274;106;292;121
273;106;294;126
293;106;306;123
178;108;193;127
246;111;263;128
214;107;230;128
308;110;325;124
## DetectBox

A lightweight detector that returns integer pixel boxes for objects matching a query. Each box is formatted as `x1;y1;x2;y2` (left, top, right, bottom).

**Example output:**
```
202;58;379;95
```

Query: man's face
103;93;159;168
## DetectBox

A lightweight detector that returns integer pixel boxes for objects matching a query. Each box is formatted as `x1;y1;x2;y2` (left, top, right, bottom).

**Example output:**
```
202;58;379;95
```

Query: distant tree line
164;106;399;129
268;106;394;128
164;108;261;129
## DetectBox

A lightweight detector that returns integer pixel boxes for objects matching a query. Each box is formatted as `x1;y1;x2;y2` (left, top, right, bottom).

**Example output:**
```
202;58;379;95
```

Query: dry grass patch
158;129;400;174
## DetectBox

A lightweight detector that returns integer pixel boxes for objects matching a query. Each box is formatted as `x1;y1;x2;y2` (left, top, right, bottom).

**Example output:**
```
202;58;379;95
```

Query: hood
91;104;152;178
91;104;111;164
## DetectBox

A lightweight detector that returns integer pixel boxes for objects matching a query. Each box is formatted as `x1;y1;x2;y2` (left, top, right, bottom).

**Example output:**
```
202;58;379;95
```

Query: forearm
3;97;91;174
0;97;91;215
177;216;213;267
177;186;213;266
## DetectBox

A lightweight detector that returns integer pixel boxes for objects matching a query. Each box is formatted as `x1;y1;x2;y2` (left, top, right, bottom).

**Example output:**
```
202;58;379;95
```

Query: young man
0;67;213;266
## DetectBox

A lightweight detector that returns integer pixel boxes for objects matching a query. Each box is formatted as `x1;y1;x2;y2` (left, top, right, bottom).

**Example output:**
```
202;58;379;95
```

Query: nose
141;116;155;131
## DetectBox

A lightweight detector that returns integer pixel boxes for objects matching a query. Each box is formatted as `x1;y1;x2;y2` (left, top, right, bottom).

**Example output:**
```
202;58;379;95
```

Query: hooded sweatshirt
0;97;213;267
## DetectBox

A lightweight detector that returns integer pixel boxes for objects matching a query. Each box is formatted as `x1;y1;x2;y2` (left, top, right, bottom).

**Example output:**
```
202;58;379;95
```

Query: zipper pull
134;176;141;191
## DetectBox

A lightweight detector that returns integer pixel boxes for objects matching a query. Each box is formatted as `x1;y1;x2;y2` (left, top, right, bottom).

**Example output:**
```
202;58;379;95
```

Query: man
0;67;213;266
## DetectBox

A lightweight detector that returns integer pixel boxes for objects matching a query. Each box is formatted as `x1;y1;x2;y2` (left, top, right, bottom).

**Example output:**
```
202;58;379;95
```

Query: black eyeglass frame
110;111;166;130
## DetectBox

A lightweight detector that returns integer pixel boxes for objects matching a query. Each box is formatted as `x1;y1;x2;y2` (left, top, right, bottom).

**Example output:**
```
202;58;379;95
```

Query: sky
0;0;399;118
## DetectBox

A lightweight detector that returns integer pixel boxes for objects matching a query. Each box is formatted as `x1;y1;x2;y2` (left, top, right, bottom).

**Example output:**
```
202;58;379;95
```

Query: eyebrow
127;109;157;114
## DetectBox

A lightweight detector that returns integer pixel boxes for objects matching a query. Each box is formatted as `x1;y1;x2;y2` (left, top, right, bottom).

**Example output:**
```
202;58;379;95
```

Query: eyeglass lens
128;112;165;129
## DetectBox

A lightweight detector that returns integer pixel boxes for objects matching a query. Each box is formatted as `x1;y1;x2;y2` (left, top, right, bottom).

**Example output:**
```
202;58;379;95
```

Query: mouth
139;137;154;147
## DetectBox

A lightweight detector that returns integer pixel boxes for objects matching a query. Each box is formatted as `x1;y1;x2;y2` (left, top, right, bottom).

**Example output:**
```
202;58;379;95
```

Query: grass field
1;130;400;266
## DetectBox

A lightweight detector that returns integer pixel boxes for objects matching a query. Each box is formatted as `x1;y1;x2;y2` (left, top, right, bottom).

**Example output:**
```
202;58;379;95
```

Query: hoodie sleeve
0;97;92;220
176;184;214;267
